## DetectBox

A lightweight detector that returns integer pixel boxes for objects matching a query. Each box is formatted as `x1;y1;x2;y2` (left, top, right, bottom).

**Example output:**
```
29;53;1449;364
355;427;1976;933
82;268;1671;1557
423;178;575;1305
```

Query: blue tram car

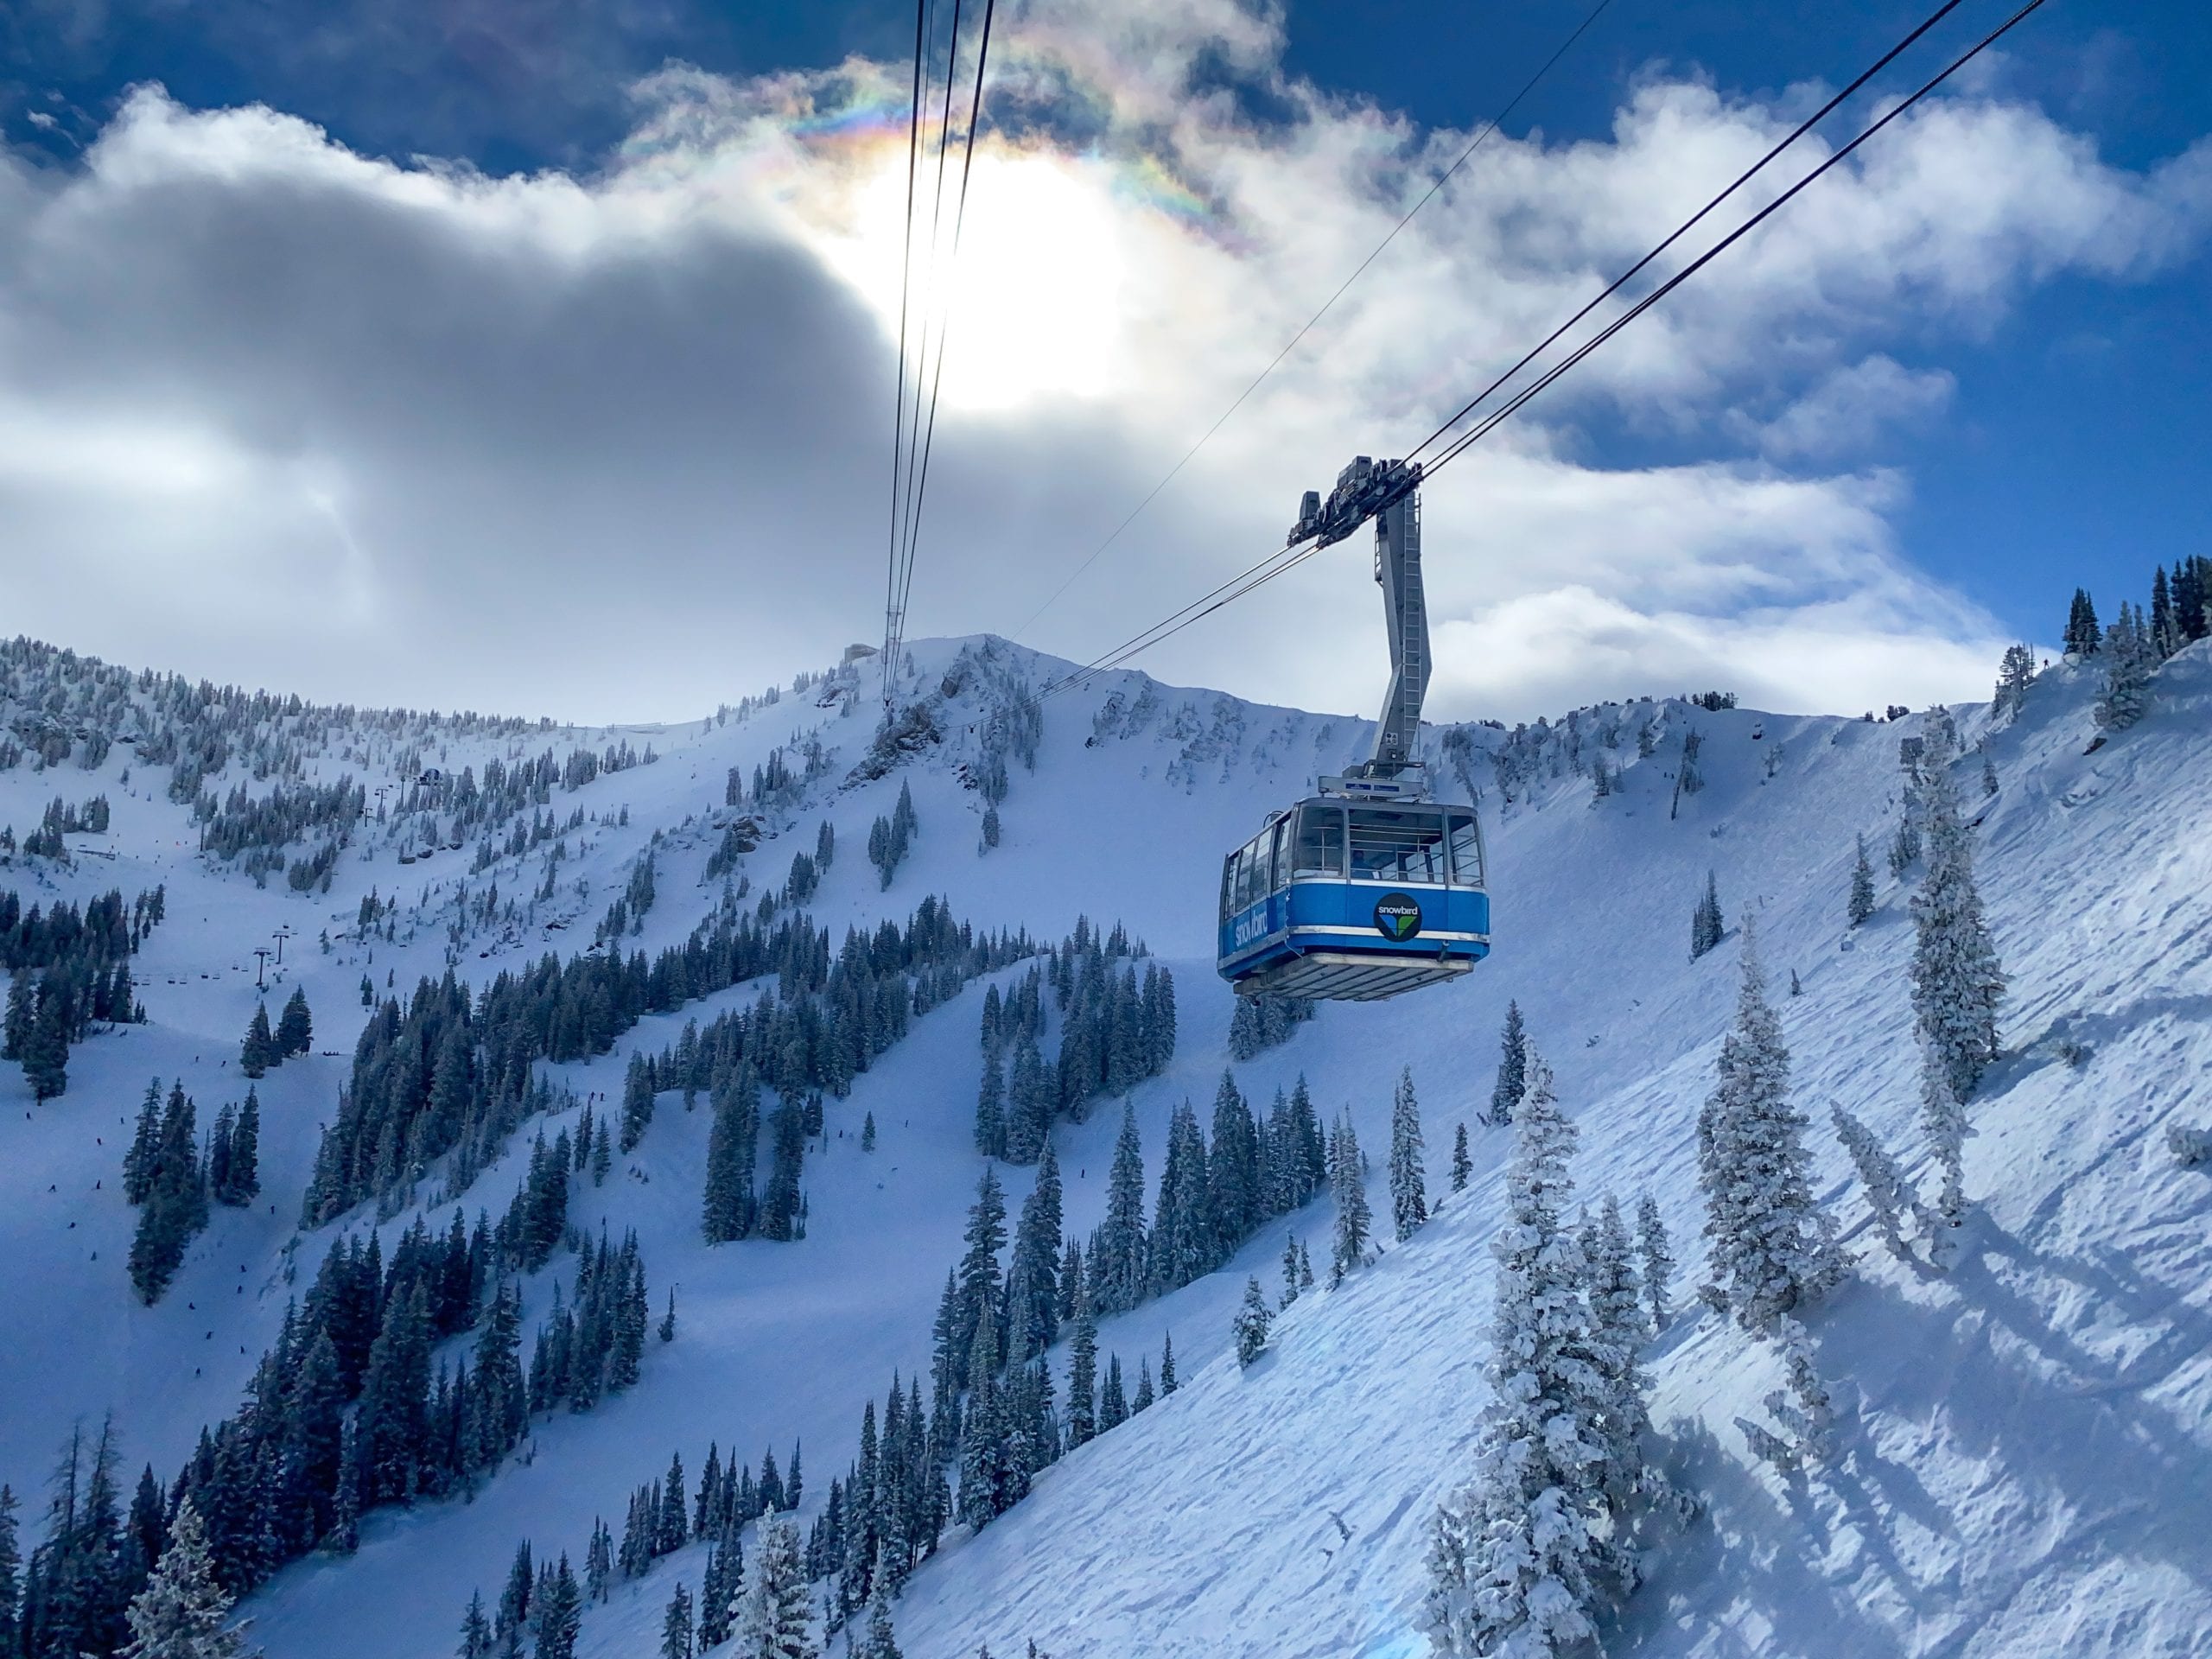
1216;797;1490;1001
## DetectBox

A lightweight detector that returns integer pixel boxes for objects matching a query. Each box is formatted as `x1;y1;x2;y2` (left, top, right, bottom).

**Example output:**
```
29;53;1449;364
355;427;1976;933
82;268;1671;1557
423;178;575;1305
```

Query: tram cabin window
1446;810;1483;887
1294;804;1345;876
1348;808;1450;884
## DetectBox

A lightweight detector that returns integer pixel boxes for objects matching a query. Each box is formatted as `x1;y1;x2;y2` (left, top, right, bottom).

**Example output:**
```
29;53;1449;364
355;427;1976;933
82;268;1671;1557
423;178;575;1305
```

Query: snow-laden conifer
1908;708;2005;1236
1487;1001;1527;1126
1689;871;1725;960
2095;602;2152;731
1424;1053;1615;1656
733;1510;816;1659
1389;1068;1428;1241
119;1498;256;1659
1635;1194;1672;1333
1831;1106;1932;1262
1847;834;1877;929
1450;1122;1472;1192
1232;1276;1273;1366
1580;1196;1654;1521
1696;924;1841;1334
1327;1116;1370;1285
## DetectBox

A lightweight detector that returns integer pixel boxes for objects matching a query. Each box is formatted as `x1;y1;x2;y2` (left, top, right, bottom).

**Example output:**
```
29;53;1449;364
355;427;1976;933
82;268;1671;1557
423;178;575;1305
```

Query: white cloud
0;18;2204;725
1744;355;1955;461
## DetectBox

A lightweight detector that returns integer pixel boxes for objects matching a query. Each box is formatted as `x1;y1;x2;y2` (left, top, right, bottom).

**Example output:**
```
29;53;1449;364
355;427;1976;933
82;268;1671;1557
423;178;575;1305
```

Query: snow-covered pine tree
1831;1106;1931;1261
1635;1193;1673;1333
118;1497;255;1659
1847;834;1877;928
1233;1276;1273;1365
1280;1233;1302;1306
2094;601;2153;731
1487;1001;1527;1127
1327;1115;1370;1285
1160;1332;1177;1395
1424;1052;1616;1656
1696;924;1841;1334
733;1510;816;1659
1993;643;2037;721
861;1586;902;1659
1580;1196;1654;1521
1909;708;2005;1236
1689;870;1725;959
1064;1284;1097;1449
1389;1068;1427;1240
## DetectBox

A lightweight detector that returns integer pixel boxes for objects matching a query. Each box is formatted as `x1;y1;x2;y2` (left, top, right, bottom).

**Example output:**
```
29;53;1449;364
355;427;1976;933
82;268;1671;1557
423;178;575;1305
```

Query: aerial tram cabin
1217;798;1489;1001
1217;453;1491;1002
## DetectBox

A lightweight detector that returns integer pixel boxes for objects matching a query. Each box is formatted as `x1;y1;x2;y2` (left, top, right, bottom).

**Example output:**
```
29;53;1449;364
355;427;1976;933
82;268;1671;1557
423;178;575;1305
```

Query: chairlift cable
1399;0;1971;469
893;0;998;662
881;0;934;700
1008;0;1621;643
1041;0;2049;700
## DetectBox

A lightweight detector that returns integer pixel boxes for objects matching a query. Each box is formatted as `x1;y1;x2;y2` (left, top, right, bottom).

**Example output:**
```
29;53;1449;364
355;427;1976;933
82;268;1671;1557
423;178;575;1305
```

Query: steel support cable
1421;0;2046;476
1010;0;1621;643
893;0;998;661
1399;0;1970;467
882;0;932;695
1041;0;2048;700
886;0;966;694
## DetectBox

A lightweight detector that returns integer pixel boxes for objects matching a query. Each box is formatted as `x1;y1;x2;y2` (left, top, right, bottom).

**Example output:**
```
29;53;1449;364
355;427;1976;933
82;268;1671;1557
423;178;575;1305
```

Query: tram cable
1039;0;2046;701
881;0;998;701
1010;0;1621;643
881;0;932;697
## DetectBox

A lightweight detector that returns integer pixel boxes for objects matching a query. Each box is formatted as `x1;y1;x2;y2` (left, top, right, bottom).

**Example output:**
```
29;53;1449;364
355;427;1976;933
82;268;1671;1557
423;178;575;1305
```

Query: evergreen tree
1487;1001;1526;1127
1327;1116;1370;1285
1232;1276;1273;1366
457;1590;493;1659
220;1090;261;1206
1097;1354;1127;1432
2094;601;2153;731
1580;1197;1653;1518
1689;869;1725;959
702;1067;760;1244
1909;709;2005;1234
1424;1053;1615;1656
1449;1122;1471;1192
1993;643;2037;721
276;988;314;1058
1064;1285;1097;1450
239;1002;274;1079
2063;587;2101;656
1635;1194;1674;1333
1388;1068;1427;1240
1696;925;1841;1334
1281;1232;1302;1306
1159;1332;1177;1395
118;1498;253;1659
1847;834;1877;928
0;1484;20;1659
1095;1104;1148;1313
974;1046;1006;1160
861;1586;902;1659
731;1507;815;1657
534;1556;582;1659
661;1581;695;1659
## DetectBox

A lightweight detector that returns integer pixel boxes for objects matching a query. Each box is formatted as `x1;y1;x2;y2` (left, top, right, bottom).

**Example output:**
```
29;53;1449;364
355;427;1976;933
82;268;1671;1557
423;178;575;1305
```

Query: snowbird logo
1373;893;1421;942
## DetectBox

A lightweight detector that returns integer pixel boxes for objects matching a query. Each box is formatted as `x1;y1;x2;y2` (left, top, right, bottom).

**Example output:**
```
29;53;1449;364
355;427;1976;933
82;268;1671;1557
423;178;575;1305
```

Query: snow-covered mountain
2;629;2207;1659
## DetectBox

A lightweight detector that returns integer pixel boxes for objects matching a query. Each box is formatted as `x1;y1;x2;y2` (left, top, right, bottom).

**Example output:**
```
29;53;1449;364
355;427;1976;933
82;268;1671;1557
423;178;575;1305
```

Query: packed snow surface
3;634;2208;1658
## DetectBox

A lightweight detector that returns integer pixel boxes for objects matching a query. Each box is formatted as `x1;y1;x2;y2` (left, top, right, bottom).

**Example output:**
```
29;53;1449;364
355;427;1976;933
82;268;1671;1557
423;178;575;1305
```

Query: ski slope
3;634;2208;1659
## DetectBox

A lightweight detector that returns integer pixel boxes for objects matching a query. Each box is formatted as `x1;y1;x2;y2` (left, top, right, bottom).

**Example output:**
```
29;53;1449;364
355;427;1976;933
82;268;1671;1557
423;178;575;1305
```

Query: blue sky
1;0;2205;721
